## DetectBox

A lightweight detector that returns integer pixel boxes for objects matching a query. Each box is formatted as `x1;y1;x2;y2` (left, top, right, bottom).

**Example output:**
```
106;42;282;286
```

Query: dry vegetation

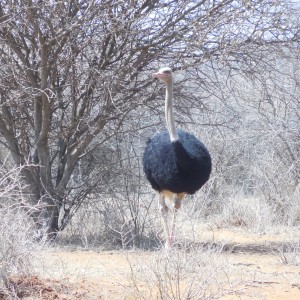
0;0;299;299
1;193;300;299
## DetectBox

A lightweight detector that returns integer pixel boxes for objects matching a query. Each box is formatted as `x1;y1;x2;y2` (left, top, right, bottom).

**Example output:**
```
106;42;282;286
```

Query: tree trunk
46;200;60;239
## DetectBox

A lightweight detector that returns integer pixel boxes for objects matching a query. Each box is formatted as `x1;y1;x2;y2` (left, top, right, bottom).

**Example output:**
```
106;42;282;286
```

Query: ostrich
143;67;212;249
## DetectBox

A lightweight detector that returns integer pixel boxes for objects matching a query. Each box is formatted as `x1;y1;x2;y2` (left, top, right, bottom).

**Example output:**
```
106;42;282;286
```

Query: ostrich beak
152;72;168;81
152;72;161;79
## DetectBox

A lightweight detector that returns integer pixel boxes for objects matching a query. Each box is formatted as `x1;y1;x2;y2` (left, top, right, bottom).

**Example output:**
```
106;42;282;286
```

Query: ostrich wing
172;130;211;173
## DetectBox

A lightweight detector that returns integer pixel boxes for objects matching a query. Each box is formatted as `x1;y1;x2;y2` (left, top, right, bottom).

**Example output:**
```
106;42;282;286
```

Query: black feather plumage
143;129;211;194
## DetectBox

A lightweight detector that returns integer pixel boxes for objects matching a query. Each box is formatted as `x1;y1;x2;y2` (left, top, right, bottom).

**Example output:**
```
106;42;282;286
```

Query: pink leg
159;192;185;249
158;193;172;249
169;193;185;247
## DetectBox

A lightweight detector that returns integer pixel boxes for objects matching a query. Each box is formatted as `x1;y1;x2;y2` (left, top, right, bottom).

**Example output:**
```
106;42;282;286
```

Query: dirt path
30;226;300;299
37;250;300;299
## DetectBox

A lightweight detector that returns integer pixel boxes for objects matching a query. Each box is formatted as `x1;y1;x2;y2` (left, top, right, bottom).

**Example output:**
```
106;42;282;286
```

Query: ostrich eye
163;70;171;74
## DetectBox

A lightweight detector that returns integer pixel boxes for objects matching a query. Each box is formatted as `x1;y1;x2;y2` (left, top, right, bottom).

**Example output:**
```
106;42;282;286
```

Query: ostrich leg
169;193;185;247
158;192;172;249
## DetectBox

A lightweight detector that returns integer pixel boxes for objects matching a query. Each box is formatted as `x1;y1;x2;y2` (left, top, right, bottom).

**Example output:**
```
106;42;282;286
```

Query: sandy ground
23;225;300;300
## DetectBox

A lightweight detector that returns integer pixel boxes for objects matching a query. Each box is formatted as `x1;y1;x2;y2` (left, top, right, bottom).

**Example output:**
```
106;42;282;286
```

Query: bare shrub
0;205;37;283
0;165;45;287
126;246;252;299
285;191;300;226
274;242;300;266
0;0;296;236
216;194;274;233
57;193;160;249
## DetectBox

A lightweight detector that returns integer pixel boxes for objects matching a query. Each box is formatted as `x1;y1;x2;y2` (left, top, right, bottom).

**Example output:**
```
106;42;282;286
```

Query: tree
0;0;296;237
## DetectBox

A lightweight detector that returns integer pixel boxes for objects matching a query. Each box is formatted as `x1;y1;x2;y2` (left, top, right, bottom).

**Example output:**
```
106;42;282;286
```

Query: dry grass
0;166;299;299
0;275;76;299
125;245;255;300
274;241;300;266
0;225;299;299
215;196;275;232
0;204;52;300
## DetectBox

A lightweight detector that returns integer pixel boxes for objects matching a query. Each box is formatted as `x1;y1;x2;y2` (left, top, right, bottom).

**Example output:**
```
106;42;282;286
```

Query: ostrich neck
165;81;178;142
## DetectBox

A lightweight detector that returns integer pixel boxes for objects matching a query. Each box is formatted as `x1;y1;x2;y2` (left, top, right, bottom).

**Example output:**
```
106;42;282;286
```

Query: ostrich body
143;67;212;249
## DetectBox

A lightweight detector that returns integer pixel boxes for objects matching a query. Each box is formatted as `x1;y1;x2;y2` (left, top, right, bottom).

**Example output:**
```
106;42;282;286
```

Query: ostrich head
152;67;173;84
